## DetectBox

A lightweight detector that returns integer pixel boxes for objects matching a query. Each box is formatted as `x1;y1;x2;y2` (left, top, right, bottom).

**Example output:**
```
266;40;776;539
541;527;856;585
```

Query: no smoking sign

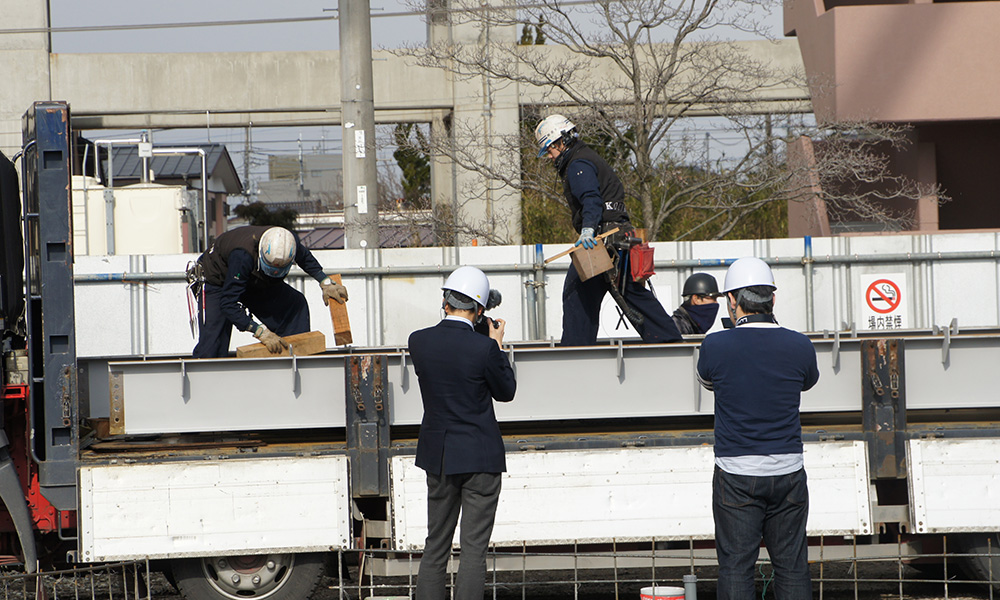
866;279;901;314
859;273;908;330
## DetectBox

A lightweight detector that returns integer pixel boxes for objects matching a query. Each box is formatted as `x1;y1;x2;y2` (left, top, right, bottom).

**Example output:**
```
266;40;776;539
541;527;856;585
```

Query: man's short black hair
733;285;774;315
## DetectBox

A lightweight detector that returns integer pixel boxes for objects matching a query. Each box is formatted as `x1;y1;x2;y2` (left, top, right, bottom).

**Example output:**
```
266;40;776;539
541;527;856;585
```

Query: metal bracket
400;348;407;380
109;371;124;435
507;345;516;377
616;340;624;378
289;345;299;391
832;329;841;369
942;325;951;365
179;359;187;398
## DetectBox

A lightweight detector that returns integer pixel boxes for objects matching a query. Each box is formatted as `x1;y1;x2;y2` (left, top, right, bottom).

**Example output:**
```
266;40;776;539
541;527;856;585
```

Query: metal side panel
390;441;872;549
908;438;1000;533
109;356;349;434
78;455;351;561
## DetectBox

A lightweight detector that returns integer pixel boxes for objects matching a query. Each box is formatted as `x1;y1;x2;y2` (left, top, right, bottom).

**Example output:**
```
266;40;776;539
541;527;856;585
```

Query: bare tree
397;0;939;241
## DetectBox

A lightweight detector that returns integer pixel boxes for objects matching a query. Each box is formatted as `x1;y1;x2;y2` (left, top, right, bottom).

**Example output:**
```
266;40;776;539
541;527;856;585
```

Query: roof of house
299;225;435;249
105;144;242;195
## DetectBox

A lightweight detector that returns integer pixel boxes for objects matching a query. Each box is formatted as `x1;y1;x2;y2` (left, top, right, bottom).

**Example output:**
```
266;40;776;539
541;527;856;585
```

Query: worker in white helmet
696;257;819;598
408;266;516;600
535;114;681;345
192;225;348;358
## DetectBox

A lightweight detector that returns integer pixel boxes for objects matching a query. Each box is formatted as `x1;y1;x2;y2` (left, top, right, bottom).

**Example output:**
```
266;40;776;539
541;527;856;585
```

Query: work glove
253;325;288;354
321;278;349;306
575;227;597;250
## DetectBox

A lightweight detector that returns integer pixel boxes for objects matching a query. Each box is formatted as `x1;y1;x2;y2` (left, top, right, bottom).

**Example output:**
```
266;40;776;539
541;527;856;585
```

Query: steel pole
339;0;380;249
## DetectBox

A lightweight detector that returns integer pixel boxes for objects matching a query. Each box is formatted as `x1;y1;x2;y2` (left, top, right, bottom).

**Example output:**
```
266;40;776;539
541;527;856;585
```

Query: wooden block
236;331;326;358
327;273;353;345
570;245;613;282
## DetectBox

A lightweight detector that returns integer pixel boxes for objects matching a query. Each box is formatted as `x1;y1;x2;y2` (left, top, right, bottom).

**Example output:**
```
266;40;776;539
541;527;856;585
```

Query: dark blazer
408;319;517;476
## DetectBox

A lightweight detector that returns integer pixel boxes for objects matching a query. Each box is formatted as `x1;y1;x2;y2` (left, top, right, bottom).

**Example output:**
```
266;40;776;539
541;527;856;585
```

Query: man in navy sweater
409;266;517;600
696;257;819;599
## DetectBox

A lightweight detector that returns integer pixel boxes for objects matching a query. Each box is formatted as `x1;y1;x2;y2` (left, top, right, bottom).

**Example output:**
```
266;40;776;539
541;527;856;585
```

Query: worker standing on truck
696;257;819;599
534;114;682;346
672;273;721;335
408;266;517;600
192;225;348;358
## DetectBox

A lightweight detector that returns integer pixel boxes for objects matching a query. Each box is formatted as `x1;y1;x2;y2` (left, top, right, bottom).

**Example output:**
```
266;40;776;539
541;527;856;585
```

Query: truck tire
171;553;325;600
952;533;1000;591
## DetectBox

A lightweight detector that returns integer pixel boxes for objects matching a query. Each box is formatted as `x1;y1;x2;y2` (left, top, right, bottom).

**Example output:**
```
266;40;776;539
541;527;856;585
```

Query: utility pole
339;0;380;249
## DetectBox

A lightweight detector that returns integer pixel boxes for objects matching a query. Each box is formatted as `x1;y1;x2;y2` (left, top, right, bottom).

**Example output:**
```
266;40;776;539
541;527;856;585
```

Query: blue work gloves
575;227;597;250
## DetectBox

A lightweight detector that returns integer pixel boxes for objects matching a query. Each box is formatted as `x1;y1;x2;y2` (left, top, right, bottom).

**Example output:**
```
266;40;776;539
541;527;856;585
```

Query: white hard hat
442;266;490;309
722;257;777;293
258;227;296;278
534;114;576;157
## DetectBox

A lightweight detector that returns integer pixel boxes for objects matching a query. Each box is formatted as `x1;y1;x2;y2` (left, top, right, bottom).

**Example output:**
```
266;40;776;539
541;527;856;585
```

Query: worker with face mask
408;266;517;600
672;273;721;335
192;225;348;358
534;114;682;346
696;257;819;599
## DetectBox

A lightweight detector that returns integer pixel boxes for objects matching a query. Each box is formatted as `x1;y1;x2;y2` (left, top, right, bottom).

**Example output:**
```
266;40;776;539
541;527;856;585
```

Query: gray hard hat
682;273;720;297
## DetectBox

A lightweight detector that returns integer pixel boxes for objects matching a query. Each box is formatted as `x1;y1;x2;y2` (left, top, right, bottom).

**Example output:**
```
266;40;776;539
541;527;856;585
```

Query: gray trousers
415;472;502;600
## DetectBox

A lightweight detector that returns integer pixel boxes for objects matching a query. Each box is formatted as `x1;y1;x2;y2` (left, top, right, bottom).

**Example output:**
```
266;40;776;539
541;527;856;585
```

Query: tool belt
185;260;205;296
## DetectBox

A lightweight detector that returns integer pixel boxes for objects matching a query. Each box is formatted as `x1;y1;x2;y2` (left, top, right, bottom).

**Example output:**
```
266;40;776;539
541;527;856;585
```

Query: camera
474;289;503;335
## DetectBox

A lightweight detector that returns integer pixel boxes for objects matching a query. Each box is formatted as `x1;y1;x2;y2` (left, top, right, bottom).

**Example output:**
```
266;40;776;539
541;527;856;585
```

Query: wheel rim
200;554;296;599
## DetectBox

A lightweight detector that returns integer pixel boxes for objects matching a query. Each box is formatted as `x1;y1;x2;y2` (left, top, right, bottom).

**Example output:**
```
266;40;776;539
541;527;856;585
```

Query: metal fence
326;536;998;600
0;561;150;600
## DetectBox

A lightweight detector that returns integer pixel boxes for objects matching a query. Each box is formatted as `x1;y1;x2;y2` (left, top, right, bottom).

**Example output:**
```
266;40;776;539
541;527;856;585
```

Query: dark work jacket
198;226;325;332
409;319;517;476
557;142;629;232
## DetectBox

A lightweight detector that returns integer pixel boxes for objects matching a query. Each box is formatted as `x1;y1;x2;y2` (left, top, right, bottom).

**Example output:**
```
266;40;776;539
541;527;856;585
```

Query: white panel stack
909;438;1000;533
79;456;351;561
391;441;872;549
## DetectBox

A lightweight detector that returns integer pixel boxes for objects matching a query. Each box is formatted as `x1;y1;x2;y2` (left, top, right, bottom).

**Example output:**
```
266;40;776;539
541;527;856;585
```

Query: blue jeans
713;466;811;600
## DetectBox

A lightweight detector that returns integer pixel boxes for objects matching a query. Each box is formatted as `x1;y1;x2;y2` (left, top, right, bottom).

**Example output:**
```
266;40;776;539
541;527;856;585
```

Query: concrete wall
0;4;51;159
786;0;1000;123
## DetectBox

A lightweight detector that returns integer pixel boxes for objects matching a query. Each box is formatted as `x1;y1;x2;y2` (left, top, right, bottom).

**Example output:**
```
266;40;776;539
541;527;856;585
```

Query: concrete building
785;0;1000;236
255;153;344;214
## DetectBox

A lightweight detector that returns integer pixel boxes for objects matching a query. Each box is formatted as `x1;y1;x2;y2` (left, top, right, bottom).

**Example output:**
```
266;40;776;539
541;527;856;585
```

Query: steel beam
108;333;1000;436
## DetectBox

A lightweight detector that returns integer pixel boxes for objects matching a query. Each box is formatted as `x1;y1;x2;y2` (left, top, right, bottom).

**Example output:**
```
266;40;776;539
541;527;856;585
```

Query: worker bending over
408;266;516;600
672;272;721;335
696;257;819;599
534;114;681;346
192;225;348;358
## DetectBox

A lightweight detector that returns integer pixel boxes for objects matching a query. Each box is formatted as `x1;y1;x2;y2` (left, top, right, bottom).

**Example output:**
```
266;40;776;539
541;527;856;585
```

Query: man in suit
408;266;517;600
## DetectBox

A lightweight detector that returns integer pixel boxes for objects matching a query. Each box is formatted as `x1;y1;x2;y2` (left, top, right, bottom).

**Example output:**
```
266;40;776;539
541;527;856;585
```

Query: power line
0;15;337;36
0;1;601;36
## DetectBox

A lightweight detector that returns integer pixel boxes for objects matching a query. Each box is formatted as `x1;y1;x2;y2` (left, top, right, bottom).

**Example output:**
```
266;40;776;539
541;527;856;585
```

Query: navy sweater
697;325;819;457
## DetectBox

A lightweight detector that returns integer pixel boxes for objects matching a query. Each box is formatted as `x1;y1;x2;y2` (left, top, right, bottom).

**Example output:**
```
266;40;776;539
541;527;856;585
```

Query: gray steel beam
108;332;1000;436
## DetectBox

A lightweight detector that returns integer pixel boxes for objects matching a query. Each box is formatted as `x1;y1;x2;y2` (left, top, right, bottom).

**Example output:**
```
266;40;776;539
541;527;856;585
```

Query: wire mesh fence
321;535;998;600
0;561;150;600
0;540;994;600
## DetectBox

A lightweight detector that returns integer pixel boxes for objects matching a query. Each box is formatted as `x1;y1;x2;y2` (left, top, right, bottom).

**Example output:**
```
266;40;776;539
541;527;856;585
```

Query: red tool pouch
629;242;655;282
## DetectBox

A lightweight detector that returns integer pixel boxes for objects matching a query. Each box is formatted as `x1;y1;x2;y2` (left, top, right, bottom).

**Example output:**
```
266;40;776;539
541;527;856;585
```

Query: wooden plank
543;227;620;264
327;273;353;345
236;330;326;358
